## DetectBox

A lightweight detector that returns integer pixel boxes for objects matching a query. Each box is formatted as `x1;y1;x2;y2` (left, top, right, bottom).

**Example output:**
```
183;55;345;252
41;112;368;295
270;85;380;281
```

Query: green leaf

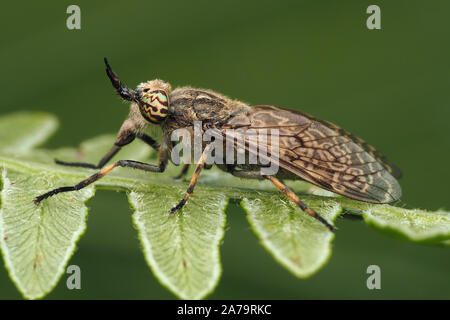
0;112;57;153
336;199;450;244
0;114;152;299
0;111;449;300
242;194;341;277
129;187;227;299
363;207;450;244
0;168;95;300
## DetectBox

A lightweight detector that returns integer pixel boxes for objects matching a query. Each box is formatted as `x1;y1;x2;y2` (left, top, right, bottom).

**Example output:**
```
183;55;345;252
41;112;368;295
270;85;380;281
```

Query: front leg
35;143;169;204
35;157;167;204
55;132;160;169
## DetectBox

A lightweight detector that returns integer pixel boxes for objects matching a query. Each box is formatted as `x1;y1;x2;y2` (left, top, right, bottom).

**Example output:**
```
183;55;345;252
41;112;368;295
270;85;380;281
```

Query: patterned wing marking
220;105;402;204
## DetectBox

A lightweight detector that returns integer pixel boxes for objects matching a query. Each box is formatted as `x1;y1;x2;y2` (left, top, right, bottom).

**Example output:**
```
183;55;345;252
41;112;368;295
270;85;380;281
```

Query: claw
170;198;187;215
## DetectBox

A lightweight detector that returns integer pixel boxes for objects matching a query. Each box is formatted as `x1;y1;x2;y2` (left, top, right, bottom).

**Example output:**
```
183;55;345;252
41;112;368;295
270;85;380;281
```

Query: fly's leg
35;160;166;204
55;145;121;169
230;170;264;180
55;132;160;169
135;132;160;150
170;145;212;214
173;164;190;180
34;153;168;205
216;164;265;180
264;175;334;232
227;170;319;227
173;163;213;180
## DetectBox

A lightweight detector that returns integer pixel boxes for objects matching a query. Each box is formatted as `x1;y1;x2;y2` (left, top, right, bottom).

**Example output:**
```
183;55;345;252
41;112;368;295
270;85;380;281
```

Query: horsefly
34;58;403;231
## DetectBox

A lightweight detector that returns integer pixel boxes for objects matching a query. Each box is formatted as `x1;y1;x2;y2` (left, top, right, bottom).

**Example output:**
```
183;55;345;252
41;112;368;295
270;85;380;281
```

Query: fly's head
135;80;171;124
104;57;171;125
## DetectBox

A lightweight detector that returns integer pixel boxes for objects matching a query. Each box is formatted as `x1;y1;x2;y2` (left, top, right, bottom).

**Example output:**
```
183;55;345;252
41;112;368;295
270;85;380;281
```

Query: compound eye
139;90;169;123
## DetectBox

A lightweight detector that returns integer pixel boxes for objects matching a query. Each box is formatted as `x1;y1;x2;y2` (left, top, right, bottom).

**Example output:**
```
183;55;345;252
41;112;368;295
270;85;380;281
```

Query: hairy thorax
163;87;250;131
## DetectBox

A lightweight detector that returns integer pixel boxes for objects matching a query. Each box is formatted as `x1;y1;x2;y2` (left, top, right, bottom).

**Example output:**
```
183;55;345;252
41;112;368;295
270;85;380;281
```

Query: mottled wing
221;105;402;203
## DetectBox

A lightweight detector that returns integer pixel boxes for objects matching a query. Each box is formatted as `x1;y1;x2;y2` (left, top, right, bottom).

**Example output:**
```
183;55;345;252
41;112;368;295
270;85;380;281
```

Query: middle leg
170;144;212;213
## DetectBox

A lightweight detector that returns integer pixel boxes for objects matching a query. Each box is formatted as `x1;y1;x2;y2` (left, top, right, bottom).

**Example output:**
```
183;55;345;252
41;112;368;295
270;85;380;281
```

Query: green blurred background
1;0;449;299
